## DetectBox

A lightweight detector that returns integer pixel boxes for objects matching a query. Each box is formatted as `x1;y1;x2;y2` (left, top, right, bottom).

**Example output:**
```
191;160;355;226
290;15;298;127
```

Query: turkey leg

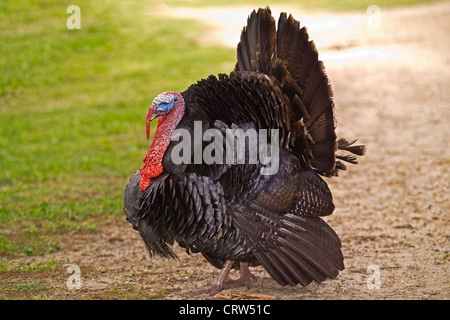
188;260;256;296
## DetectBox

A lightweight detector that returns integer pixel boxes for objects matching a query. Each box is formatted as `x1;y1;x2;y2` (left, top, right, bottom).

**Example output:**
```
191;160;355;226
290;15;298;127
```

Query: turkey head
139;92;185;191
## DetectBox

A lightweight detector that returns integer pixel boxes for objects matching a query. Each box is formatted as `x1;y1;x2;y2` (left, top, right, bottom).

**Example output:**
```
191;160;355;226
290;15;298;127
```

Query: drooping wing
231;151;344;286
233;210;344;286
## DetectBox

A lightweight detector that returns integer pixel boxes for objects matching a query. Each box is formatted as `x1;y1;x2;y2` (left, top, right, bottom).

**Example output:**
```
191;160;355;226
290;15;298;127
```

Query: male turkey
124;7;365;295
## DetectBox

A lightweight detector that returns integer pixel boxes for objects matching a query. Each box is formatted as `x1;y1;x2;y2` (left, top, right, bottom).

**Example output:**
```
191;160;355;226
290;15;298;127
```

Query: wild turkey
123;7;365;295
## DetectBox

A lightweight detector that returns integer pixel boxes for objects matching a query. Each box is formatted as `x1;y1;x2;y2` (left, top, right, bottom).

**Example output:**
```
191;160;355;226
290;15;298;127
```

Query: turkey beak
150;110;164;121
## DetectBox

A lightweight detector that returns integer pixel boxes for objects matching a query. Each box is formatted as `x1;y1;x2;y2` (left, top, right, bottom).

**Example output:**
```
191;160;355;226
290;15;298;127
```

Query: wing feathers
233;208;344;287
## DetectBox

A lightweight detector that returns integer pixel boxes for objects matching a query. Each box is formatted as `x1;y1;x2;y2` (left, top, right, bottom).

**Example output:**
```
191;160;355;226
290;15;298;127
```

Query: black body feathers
124;7;365;287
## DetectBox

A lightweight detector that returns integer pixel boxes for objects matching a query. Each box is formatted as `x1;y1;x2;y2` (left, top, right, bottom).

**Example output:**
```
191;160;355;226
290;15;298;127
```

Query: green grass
0;0;234;255
12;280;47;292
163;0;444;10
0;0;440;256
0;260;58;272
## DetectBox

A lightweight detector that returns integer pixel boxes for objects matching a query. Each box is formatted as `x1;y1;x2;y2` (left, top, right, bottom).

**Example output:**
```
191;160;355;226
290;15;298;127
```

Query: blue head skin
155;100;175;114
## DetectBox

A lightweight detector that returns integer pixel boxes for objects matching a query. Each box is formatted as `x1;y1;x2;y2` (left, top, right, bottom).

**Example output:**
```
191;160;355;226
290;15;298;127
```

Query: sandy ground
3;2;449;300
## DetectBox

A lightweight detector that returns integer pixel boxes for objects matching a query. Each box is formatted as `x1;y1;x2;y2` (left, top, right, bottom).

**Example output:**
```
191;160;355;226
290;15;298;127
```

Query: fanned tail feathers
235;7;365;176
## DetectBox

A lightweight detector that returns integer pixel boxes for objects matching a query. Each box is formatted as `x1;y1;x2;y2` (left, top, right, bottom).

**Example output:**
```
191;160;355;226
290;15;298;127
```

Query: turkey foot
188;260;256;296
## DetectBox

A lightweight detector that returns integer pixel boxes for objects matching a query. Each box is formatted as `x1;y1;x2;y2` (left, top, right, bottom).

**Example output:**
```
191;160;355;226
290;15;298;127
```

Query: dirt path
4;2;449;300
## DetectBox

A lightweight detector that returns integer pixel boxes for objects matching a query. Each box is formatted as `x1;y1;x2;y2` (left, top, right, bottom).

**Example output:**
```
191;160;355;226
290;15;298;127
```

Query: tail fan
235;7;365;176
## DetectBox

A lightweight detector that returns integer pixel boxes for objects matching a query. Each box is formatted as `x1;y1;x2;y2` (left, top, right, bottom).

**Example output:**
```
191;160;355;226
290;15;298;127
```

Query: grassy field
164;0;442;10
0;0;234;257
0;0;442;260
